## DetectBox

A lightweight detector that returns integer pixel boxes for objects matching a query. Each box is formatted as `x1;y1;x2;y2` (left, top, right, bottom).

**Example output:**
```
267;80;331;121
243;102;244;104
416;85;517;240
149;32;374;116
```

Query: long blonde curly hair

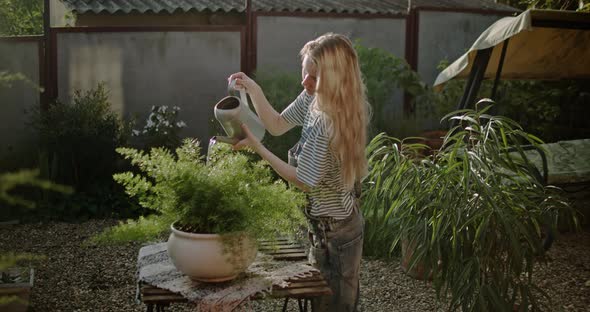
300;33;370;189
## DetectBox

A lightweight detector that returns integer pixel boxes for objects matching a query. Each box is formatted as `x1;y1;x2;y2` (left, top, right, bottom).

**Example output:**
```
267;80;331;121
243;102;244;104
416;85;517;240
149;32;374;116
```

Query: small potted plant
0;254;37;312
0;169;69;311
94;139;306;282
362;105;578;310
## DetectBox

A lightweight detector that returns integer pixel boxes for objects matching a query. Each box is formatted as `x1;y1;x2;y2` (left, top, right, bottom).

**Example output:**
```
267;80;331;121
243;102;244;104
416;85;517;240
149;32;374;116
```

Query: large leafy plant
362;106;578;311
94;139;306;243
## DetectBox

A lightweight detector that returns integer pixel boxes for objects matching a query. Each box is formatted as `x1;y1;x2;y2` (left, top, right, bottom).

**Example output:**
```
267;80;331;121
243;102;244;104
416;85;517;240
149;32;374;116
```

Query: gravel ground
1;219;588;312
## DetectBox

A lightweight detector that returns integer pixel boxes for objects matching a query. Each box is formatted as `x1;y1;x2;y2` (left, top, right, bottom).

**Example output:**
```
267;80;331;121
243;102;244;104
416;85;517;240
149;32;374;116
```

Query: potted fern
363;106;578;310
94;139;306;282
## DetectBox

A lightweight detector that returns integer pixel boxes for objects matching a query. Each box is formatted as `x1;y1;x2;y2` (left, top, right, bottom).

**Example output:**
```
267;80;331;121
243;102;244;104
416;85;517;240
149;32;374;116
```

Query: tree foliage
0;0;43;36
498;0;588;11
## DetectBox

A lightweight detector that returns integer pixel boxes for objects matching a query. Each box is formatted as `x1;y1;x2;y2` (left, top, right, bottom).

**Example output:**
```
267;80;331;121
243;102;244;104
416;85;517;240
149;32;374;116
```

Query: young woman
228;33;370;311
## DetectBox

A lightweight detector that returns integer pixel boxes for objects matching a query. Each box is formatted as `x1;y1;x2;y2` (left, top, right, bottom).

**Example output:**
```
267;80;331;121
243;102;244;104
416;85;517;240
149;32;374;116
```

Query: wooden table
138;238;331;312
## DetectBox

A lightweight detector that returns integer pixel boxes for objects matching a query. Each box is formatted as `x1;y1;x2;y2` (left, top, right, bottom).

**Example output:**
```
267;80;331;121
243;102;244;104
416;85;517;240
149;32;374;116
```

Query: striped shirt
281;91;356;220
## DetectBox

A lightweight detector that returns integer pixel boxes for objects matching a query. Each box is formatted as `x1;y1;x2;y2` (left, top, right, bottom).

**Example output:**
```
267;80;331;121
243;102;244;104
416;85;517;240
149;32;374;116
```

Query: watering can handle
239;88;249;110
225;78;266;141
228;78;252;109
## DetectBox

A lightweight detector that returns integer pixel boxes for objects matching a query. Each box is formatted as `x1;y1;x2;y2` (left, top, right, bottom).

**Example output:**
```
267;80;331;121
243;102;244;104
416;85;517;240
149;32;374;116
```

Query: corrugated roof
61;0;518;15
252;0;407;14
61;0;246;14
410;0;520;12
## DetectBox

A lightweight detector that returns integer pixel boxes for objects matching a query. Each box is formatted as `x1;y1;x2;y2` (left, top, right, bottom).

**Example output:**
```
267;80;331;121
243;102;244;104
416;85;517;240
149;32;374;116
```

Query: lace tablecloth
136;242;317;312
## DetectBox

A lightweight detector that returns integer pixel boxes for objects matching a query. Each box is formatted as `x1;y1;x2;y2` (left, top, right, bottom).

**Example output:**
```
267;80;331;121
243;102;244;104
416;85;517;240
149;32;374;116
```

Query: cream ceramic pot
167;224;257;282
213;80;265;144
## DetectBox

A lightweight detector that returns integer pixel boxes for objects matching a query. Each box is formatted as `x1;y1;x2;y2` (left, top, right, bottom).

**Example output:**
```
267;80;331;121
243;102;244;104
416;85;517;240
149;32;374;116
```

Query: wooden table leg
298;298;310;312
156;303;168;311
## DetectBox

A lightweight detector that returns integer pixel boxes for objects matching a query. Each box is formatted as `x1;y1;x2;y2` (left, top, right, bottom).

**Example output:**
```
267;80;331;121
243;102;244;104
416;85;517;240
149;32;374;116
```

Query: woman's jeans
307;208;364;312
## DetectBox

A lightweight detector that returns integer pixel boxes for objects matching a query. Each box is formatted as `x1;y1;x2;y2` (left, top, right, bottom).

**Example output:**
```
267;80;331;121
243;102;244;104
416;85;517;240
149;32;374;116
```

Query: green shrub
496;80;589;142
32;83;129;188
28;83;142;219
436;61;590;143
255;44;442;145
355;43;450;136
0;0;43;36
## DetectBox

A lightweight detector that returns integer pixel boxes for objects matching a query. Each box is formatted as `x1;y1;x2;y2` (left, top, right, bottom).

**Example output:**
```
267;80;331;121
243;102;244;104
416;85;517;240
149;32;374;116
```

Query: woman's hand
228;72;261;94
233;124;262;152
227;72;293;137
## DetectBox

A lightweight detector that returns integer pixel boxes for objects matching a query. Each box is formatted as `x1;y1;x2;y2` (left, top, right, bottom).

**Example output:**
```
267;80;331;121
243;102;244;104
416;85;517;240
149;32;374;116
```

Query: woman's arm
228;72;294;136
234;124;310;192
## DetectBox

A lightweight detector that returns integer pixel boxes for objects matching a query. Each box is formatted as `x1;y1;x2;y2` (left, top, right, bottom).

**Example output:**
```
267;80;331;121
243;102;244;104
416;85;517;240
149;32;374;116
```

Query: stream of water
207;137;218;165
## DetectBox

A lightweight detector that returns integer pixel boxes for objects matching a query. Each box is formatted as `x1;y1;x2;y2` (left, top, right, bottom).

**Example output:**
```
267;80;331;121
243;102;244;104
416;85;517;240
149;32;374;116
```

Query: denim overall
289;141;364;312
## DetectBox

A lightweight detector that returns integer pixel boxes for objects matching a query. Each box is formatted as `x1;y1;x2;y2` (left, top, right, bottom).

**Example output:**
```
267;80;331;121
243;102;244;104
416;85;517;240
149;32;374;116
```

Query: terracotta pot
400;238;434;280
416;130;447;155
167;224;257;282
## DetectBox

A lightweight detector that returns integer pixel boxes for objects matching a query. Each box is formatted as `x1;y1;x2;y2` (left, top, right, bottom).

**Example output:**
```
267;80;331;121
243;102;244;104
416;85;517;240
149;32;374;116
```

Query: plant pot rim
170;222;251;240
170;223;222;239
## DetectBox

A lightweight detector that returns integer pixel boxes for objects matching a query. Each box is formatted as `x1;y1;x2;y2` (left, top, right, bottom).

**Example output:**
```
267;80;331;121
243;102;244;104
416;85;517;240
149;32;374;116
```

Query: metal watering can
213;79;265;144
